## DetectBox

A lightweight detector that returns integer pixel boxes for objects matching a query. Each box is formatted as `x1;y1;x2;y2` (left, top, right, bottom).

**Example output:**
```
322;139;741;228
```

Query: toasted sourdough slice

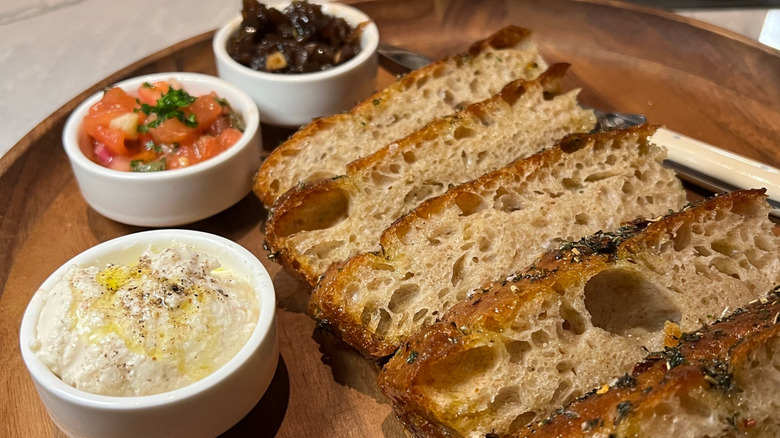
310;125;686;357
378;190;780;438
266;64;596;286
517;289;780;438
254;26;548;207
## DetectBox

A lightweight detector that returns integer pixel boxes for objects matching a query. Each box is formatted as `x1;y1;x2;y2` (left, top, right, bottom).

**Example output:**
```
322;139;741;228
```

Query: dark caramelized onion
227;0;364;74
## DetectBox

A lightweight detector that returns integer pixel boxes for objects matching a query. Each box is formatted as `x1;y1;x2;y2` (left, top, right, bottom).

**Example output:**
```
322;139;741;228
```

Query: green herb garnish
662;346;686;369
137;87;198;133
615;401;634;424
228;112;246;132
130;158;166;172
145;140;162;153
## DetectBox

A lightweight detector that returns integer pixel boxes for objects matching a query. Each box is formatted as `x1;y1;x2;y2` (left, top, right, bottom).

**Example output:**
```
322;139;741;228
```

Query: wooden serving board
2;1;779;437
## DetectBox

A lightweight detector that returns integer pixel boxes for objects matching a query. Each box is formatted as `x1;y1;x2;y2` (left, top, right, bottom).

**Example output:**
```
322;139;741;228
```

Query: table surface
0;0;777;161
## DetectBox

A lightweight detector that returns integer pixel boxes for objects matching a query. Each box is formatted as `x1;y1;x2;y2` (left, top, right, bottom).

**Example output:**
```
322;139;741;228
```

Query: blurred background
0;0;778;159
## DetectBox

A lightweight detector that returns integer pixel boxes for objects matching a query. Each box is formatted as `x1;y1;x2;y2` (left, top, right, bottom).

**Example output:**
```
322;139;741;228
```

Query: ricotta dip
30;244;259;397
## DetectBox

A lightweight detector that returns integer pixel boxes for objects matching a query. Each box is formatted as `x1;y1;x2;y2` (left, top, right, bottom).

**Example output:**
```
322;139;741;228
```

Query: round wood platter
2;1;779;437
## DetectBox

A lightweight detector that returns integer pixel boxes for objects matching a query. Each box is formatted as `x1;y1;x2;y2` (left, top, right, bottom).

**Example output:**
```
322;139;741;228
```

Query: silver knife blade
377;43;780;214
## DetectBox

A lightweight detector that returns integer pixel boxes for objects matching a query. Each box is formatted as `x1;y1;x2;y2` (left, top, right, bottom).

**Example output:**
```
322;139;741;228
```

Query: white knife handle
651;127;780;217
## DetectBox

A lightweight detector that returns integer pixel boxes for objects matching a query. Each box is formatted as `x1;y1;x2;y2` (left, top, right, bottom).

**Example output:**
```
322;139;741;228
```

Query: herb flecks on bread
519;287;780;437
378;190;780;438
311;125;686;357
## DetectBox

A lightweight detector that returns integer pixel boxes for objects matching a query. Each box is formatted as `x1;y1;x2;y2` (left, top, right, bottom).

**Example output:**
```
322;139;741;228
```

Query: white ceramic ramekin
213;1;379;127
20;230;278;438
62;72;261;227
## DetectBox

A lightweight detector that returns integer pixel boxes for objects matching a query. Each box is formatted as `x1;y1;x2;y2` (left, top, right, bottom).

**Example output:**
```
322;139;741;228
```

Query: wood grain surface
1;1;779;437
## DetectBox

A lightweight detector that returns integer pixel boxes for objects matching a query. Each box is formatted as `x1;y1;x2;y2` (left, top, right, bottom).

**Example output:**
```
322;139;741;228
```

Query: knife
378;41;780;215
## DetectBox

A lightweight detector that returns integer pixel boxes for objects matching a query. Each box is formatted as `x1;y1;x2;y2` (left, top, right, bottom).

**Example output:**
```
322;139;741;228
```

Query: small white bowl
213;1;379;127
62;72;261;227
20;229;278;438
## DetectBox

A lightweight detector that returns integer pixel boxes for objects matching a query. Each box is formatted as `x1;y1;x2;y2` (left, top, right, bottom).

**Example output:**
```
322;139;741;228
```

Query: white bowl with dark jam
213;1;379;127
62;72;261;227
20;229;278;438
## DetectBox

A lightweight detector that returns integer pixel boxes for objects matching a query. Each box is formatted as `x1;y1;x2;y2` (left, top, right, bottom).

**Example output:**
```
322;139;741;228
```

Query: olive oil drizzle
69;260;225;381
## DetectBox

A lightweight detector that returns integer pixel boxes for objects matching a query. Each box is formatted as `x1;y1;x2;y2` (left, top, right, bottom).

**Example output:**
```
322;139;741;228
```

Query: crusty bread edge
264;176;352;287
253;25;537;207
380;123;658;248
519;287;780;437
265;63;579;289
377;189;770;437
308;125;666;358
345;63;571;172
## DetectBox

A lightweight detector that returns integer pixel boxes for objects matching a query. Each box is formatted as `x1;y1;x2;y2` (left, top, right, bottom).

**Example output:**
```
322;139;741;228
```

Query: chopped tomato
81;80;244;172
107;155;132;172
83;107;133;139
186;94;222;131
217;128;243;150
101;87;137;112
149;118;198;145
194;136;219;160
92;125;128;156
136;81;170;106
166;146;195;170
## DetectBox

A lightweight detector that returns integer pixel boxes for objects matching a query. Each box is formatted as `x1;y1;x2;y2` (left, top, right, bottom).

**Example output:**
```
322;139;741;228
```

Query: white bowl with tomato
62;72;261;227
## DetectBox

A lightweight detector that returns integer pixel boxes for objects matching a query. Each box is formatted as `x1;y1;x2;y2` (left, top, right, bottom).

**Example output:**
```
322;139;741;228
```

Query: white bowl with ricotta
20;230;278;438
62;72;261;227
213;1;379;127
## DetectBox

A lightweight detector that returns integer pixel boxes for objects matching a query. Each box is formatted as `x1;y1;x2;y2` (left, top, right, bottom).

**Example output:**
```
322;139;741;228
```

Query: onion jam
227;0;364;74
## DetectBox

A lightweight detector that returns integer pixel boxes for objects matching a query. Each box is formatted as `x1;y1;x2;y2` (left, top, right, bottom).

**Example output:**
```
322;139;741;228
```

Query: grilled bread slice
254;26;548;207
265;64;596;286
311;125;686;358
378;190;780;438
518;289;780;438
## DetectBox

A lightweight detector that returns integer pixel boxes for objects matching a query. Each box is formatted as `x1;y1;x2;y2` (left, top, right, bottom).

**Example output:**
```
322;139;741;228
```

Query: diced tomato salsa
82;80;245;172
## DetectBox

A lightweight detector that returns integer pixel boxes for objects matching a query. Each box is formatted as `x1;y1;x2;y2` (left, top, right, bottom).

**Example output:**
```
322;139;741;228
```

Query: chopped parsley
662;346;686;369
137;87;198;133
581;417;602;431
615;374;637;389
145;140;162;153
130;158;166;172
615;401;634;424
702;359;732;391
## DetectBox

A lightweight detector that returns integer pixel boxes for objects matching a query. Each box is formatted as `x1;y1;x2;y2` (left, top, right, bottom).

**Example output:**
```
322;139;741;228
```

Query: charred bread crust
468;26;533;56
253;25;539;207
309;253;400;357
518;287;780;437
309;125;664;358
253;114;346;207
351;25;534;117
445;189;767;329
377;189;769;436
382;123;658;247
265;64;580;288
346;62;570;172
265;176;353;286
